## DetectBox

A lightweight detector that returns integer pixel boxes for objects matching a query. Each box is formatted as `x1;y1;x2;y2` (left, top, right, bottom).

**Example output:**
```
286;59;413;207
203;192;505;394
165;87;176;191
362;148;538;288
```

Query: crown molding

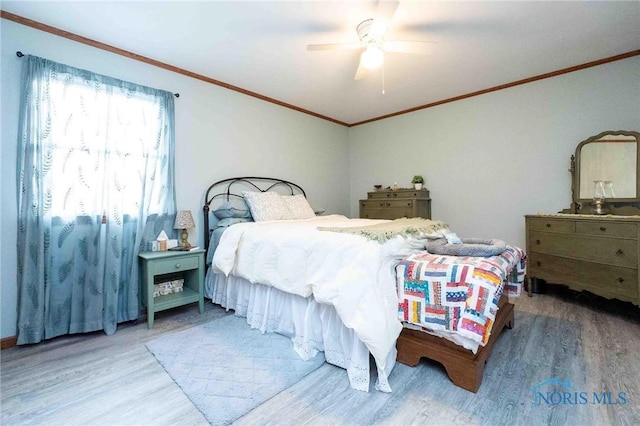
0;10;349;127
349;50;640;127
3;10;638;128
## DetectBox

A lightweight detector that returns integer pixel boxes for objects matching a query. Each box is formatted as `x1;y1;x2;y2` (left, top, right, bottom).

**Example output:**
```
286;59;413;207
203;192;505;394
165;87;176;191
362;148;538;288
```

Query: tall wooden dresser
360;188;431;220
525;214;639;306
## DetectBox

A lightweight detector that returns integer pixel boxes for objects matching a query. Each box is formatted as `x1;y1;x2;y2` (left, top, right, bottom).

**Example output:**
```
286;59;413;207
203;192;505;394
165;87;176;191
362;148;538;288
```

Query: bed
203;177;525;393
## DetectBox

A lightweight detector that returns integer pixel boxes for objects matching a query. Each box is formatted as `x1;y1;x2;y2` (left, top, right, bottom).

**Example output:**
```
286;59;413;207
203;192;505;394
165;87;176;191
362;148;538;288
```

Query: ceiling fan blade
354;60;368;80
307;42;362;51
383;40;436;55
371;0;399;37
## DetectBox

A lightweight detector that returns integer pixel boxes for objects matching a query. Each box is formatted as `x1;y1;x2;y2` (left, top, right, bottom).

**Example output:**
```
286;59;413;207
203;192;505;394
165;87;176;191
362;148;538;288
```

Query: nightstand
138;249;205;328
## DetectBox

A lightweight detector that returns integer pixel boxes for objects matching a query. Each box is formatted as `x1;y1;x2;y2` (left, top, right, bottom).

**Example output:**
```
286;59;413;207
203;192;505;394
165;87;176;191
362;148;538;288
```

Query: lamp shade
174;210;195;229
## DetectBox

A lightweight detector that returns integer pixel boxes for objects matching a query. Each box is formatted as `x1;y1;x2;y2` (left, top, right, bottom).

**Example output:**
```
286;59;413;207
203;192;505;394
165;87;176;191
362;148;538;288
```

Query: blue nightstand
138;249;205;328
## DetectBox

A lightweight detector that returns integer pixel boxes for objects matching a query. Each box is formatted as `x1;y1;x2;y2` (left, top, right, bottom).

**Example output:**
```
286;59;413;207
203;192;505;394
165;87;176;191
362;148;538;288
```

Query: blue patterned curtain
16;55;177;344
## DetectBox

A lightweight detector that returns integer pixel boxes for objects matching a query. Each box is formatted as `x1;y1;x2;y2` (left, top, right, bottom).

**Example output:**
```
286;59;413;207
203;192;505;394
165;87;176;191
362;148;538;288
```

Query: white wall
0;20;350;339
349;56;640;250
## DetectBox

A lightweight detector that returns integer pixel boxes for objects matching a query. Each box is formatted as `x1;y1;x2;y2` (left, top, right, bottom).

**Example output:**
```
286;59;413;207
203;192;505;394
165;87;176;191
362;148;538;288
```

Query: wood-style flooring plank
1;288;639;426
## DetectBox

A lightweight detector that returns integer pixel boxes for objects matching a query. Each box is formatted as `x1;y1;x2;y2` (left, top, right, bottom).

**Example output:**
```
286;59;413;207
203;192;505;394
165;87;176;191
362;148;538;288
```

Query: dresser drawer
391;190;425;198
361;200;388;209
527;217;575;233
528;252;638;301
529;231;637;268
367;191;394;199
367;189;429;199
575;221;637;239
386;199;417;208
361;199;419;208
153;255;199;275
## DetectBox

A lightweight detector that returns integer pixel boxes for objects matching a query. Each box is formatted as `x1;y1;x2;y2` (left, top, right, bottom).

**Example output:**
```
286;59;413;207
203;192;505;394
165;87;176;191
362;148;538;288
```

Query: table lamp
174;210;195;248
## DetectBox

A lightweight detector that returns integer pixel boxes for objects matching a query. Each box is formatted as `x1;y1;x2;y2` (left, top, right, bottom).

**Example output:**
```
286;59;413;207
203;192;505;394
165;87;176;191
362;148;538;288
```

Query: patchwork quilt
396;245;526;346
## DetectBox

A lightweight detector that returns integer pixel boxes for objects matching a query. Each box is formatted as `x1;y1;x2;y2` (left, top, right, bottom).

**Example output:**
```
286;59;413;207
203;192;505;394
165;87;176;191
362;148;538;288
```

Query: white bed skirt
205;269;396;392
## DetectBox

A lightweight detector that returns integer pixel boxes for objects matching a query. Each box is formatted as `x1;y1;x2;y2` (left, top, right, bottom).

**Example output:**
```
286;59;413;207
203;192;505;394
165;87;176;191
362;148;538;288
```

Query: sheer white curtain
16;55;177;344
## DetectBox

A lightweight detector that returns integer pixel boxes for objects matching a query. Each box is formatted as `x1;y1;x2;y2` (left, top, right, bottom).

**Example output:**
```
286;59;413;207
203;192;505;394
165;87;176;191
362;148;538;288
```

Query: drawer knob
535;239;541;245
536;261;541;267
616;249;624;256
617;277;625;283
380;202;385;207
175;263;181;269
599;226;606;231
546;223;551;228
407;202;411;206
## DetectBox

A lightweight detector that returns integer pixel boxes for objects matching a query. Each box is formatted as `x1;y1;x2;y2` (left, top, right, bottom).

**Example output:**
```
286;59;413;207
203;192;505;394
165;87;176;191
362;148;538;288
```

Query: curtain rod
15;51;180;97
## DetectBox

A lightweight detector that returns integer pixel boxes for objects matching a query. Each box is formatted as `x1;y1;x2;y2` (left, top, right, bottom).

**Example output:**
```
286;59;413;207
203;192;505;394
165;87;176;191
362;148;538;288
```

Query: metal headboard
202;177;306;251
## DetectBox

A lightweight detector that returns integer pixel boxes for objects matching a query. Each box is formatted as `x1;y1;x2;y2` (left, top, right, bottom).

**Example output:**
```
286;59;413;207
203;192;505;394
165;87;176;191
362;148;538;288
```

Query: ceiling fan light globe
361;46;384;69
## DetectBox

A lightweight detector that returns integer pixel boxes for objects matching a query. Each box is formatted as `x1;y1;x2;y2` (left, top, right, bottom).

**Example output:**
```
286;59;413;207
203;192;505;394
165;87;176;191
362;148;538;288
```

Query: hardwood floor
2;289;639;426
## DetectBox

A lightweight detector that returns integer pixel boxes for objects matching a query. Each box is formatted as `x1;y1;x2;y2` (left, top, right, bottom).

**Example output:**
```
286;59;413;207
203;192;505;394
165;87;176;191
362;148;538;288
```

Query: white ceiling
3;1;639;125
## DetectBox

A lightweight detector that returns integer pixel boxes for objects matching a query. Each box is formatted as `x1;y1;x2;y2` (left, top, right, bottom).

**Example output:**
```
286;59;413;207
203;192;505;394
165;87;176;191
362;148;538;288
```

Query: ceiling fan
306;1;435;80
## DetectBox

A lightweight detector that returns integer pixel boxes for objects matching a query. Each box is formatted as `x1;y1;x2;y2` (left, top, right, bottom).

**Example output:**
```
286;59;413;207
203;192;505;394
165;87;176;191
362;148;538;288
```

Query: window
16;55;176;344
40;77;167;220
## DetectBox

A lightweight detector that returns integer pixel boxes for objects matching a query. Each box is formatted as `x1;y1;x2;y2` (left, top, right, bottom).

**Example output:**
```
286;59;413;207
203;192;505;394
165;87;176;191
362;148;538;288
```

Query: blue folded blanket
426;237;507;257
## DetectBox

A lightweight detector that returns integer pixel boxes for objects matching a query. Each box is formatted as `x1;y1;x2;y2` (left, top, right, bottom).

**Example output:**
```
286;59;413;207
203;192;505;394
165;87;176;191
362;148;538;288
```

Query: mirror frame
573;130;640;206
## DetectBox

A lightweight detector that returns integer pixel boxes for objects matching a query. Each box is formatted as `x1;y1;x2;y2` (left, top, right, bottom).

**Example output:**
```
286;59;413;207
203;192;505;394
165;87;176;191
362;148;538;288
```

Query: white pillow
282;194;316;219
242;191;291;221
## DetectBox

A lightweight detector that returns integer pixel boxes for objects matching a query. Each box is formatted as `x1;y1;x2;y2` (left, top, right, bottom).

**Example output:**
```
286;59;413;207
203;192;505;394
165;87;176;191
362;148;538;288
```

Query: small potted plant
411;175;424;190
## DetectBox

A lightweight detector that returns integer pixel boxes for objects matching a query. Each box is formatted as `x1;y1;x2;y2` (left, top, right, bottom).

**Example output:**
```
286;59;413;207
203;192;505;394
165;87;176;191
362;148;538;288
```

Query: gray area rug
146;314;326;425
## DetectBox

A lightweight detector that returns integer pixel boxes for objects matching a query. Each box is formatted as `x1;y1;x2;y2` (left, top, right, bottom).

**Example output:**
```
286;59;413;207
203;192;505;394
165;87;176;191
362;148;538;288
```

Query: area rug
146;314;326;425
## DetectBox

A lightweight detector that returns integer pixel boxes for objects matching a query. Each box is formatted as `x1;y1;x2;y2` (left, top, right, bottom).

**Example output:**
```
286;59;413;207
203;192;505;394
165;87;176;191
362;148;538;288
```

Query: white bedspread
213;214;447;391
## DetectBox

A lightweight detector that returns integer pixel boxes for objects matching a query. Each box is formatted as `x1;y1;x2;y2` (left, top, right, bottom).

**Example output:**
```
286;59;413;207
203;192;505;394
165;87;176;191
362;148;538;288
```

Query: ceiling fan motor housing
357;19;384;70
357;19;379;47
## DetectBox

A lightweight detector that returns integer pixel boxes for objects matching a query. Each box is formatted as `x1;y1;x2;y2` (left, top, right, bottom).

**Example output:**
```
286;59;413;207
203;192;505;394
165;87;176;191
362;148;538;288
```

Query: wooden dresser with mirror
526;130;640;306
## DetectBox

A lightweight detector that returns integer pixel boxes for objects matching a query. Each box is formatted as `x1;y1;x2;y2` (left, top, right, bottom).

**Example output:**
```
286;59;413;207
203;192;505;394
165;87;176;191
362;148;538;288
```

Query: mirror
574;131;640;206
